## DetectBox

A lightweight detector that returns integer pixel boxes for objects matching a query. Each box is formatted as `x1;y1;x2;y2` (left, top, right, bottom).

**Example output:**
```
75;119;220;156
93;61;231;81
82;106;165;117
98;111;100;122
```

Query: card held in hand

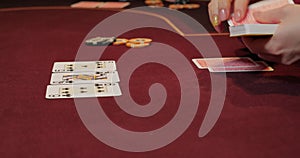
228;0;294;36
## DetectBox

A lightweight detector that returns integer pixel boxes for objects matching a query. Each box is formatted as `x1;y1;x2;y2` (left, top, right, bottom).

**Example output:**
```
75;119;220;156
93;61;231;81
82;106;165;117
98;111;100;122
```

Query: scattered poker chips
145;0;164;7
169;3;200;9
85;36;152;48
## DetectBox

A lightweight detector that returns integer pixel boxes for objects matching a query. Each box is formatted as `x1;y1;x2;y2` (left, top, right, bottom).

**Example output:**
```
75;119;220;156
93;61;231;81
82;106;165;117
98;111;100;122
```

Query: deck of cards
228;0;294;37
45;61;122;99
192;57;274;72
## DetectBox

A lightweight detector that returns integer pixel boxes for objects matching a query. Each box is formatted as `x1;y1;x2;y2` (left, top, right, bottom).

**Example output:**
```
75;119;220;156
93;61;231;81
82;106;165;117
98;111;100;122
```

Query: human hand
241;4;300;65
208;0;250;32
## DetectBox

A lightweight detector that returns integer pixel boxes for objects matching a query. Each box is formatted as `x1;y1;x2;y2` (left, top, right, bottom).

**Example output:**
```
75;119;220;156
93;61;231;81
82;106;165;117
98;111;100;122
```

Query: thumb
253;7;284;24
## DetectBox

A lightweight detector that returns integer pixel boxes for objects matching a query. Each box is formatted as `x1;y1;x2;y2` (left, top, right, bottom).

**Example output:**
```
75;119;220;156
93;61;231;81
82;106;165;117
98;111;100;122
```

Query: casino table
0;1;299;158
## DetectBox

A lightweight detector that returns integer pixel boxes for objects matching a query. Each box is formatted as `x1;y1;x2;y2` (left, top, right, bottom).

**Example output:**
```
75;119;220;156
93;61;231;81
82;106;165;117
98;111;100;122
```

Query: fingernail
212;15;219;27
214;26;221;32
219;8;227;21
234;9;242;21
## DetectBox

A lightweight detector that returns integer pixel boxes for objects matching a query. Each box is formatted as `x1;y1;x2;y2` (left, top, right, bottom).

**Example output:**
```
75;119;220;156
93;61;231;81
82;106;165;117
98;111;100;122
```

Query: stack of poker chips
85;37;153;48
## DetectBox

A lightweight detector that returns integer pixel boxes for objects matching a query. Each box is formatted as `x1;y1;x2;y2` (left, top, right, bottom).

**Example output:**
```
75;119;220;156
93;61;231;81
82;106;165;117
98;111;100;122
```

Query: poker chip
183;3;200;9
85;36;116;46
145;0;164;7
126;42;150;48
149;3;164;7
113;38;128;45
126;38;152;48
145;0;162;5
128;38;152;44
168;4;184;9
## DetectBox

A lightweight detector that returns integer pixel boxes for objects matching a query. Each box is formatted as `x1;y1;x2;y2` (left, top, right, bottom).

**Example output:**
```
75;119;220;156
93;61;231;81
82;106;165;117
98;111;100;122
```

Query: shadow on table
228;48;300;96
227;73;300;96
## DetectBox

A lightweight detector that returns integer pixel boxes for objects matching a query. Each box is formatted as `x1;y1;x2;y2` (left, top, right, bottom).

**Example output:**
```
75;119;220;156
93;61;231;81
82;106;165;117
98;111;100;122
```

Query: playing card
45;83;122;99
50;71;120;85
85;36;116;46
98;2;130;8
71;1;102;8
192;57;258;69
228;0;294;26
52;61;117;73
208;61;274;72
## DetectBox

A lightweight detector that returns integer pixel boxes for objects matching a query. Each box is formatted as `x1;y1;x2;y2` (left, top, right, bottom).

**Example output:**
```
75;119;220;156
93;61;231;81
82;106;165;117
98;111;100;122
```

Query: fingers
284;55;300;65
241;36;299;65
257;53;282;64
208;1;220;27
257;52;300;65
233;0;250;21
253;6;286;24
242;37;281;63
218;0;232;21
208;0;232;32
241;36;270;55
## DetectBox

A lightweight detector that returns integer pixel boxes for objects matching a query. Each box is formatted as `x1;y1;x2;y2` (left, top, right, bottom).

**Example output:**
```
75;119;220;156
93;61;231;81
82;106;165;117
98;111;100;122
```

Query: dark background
0;0;76;8
1;0;211;8
0;0;149;8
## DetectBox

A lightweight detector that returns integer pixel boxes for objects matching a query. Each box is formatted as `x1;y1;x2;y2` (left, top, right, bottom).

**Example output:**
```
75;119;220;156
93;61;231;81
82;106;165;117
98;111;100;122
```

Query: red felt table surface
0;5;300;158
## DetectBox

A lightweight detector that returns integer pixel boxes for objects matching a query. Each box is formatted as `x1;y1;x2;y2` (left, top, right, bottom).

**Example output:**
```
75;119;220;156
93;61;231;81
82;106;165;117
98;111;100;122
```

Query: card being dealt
192;57;258;69
208;61;274;72
50;71;120;85
52;61;116;73
45;83;122;99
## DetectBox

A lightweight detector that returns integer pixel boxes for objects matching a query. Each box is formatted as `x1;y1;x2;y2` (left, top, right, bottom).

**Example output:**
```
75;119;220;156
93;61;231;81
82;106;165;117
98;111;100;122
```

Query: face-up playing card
98;2;130;8
208;61;274;72
71;1;102;8
71;1;130;9
52;61;117;73
85;36;116;46
45;83;122;99
50;71;120;85
228;0;294;26
192;57;258;69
